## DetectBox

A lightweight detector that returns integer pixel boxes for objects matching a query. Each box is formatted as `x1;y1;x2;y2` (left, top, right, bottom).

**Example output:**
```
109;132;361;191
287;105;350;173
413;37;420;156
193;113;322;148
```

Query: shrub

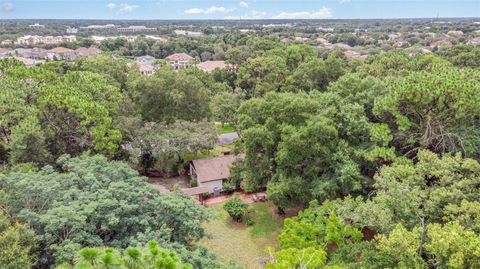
244;215;254;226
223;196;249;222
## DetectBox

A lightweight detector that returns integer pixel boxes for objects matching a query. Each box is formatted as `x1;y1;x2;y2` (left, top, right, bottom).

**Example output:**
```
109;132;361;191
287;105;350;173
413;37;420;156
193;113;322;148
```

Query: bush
223;195;249;222
222;182;235;193
244;215;254;226
189;178;198;187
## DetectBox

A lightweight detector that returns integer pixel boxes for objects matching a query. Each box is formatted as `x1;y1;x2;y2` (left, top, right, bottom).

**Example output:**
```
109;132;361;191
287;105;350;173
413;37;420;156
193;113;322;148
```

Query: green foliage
0;211;36;269
210;91;243;126
0;155;211;266
374;65;480;157
58;240;192;269
265;247;329;269
223;196;248;222
129;68;210;124
279;200;362;250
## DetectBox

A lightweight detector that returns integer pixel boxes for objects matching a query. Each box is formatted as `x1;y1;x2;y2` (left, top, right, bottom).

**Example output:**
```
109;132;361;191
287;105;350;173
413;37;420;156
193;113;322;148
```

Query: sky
0;0;478;20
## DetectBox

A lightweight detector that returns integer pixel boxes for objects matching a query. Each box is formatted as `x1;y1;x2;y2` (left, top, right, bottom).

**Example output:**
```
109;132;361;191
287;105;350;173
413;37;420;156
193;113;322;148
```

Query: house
429;38;452;49
14;57;40;67
467;37;480;46
75;47;102;57
344;50;368;60
137;55;156;64
138;63;155;75
1;40;13;46
165;53;193;70
0;48;11;58
47;47;76;61
196;61;229;73
447;30;464;37
190;155;243;194
173;30;203;37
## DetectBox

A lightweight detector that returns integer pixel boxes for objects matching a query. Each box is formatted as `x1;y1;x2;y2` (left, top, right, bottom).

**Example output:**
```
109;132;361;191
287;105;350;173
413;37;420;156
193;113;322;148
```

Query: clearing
200;201;285;269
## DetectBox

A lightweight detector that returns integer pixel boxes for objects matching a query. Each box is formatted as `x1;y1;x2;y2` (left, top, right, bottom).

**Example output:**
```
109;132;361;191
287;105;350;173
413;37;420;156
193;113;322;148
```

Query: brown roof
49;47;74;53
75;47;102;56
165;53;193;61
192;155;243;183
196;61;228;72
181;186;209;196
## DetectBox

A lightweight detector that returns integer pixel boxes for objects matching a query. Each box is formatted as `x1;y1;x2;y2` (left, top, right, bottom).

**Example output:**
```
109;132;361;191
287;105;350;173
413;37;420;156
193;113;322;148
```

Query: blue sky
0;0;478;20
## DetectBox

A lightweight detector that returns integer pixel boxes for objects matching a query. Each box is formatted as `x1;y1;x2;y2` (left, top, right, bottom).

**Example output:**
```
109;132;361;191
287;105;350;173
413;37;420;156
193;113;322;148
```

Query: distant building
118;26;156;32
318;27;334;33
80;24;116;30
29;23;45;28
429;38;453;49
467;37;480;46
447;30;464;37
0;48;11;58
344;50;368;60
173;30;203;37
145;35;168;42
14;57;40;67
137;55;156;64
1;40;13;46
47;47;76;61
165;53;193;70
75;47;102;57
15;35;76;46
66;27;78;34
196;61;229;73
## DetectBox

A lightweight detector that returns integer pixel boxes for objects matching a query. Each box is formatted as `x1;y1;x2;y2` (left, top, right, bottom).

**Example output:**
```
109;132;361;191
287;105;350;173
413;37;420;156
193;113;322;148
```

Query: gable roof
165;53;193;61
192;155;243;183
196;61;229;72
75;47;102;56
49;47;74;54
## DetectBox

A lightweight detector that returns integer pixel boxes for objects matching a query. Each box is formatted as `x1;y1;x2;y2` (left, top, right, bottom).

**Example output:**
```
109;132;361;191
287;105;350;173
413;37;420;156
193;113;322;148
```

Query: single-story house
190;154;242;194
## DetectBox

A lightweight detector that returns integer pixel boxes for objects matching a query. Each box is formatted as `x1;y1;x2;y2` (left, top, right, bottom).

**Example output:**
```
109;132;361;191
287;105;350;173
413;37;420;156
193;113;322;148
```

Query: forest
0;25;480;269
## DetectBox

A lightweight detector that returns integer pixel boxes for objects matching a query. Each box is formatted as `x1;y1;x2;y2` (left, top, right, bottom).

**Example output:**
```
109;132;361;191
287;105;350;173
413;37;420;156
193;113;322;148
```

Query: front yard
200;201;285;269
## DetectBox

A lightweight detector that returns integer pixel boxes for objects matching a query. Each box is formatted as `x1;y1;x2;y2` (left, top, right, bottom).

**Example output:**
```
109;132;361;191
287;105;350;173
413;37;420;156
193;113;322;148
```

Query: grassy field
200;201;284;269
216;123;236;134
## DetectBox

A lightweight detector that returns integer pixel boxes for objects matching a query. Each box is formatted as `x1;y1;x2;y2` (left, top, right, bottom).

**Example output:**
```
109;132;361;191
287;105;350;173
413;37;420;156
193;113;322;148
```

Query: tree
57;241;192;269
373;66;480;157
129;68;210;123
0;211;36;269
223;196;248;222
127;120;217;173
8;116;50;165
210;91;243;126
0;155;212;266
236;92;369;209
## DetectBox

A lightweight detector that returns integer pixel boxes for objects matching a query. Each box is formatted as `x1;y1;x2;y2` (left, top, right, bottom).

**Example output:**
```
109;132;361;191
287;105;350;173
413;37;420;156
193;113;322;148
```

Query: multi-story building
117;26;156;32
165;53;194;70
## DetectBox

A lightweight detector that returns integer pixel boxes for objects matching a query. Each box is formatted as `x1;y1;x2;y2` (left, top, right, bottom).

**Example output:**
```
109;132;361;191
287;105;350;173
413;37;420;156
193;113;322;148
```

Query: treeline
0;35;479;268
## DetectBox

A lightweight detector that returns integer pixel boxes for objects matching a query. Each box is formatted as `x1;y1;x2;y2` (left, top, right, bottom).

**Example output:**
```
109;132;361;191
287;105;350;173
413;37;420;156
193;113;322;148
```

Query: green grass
200;201;284;269
216;123;236;134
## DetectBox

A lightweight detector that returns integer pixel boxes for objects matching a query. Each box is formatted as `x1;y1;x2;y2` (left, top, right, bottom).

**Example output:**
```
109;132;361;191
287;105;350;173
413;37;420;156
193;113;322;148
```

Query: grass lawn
200;201;284;269
216;123;236;134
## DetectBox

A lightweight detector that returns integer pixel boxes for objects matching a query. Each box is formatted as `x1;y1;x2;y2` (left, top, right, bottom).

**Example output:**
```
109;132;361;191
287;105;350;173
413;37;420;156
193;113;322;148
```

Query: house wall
198;180;223;194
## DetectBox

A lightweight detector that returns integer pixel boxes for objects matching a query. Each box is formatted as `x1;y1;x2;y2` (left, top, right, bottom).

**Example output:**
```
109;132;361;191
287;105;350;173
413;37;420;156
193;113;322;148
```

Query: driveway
218;132;239;145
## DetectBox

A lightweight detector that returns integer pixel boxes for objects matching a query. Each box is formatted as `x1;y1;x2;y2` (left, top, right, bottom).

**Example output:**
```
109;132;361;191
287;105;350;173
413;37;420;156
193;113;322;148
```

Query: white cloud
225;10;267;20
184;6;233;14
0;3;15;13
106;3;116;9
119;3;139;13
272;7;332;19
239;1;249;8
339;0;351;3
